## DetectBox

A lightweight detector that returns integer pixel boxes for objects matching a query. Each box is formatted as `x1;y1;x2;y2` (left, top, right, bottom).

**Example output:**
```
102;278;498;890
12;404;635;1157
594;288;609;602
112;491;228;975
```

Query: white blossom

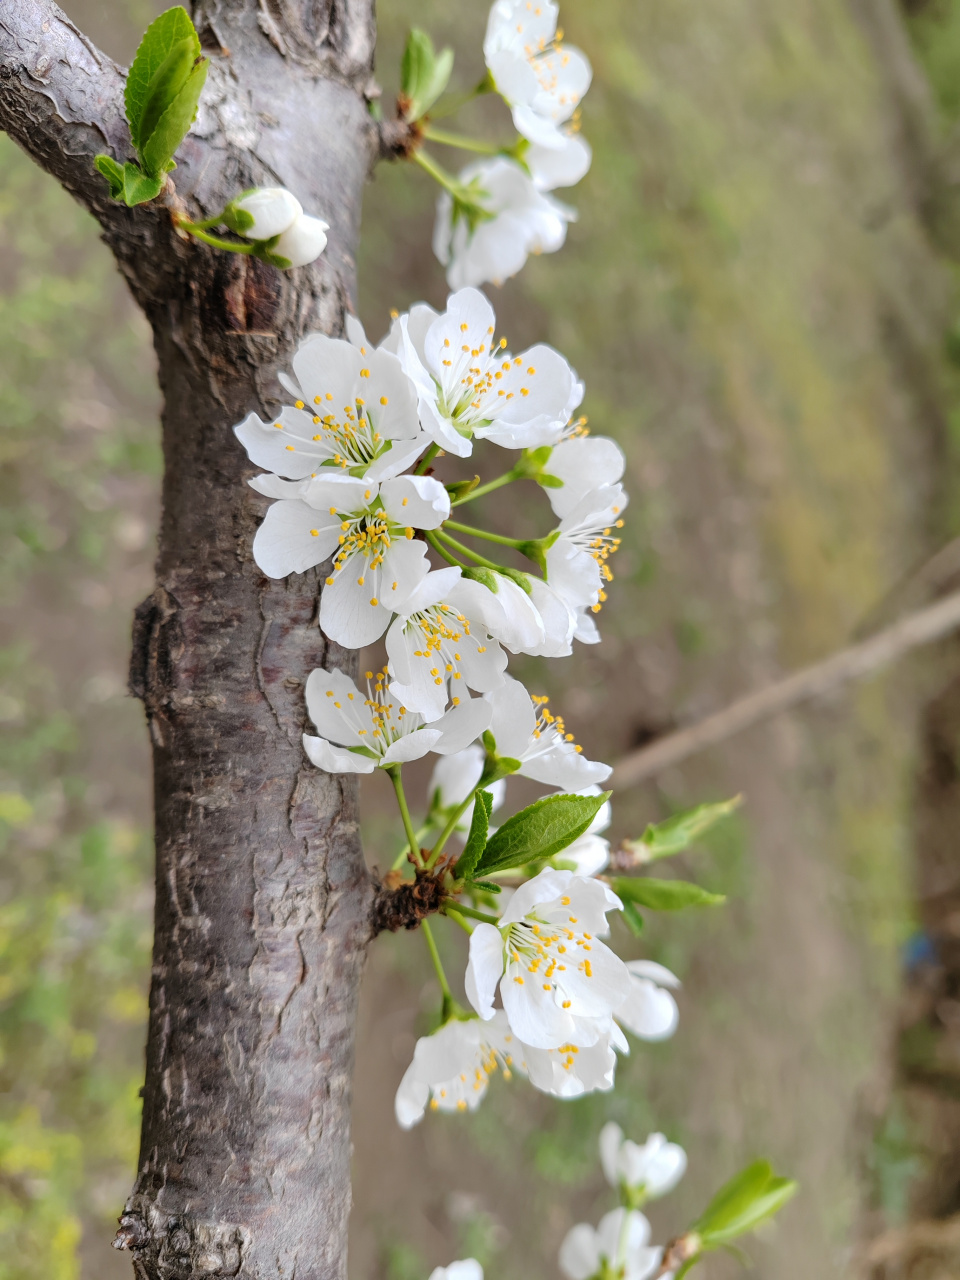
543;436;627;519
434;158;575;293
234;330;424;484
484;0;592;151
616;961;681;1042
386;568;510;721
234;187;302;239
527;132;593;191
429;1261;484;1280
395;1012;519;1126
302;667;490;775
487;677;611;790
545;484;627;617
465;868;629;1050
599;1124;688;1201
519;1021;626;1098
275;213;329;267
397;286;580;457
428;745;507;832
248;471;448;647
559;1209;664;1280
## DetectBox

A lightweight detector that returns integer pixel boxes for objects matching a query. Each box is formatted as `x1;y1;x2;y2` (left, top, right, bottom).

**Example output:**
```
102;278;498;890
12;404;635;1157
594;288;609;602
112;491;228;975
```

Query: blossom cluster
434;0;594;288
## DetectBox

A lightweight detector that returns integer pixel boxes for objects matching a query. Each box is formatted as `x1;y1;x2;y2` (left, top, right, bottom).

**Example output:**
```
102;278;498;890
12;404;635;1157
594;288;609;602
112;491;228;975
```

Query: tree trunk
1;2;380;1275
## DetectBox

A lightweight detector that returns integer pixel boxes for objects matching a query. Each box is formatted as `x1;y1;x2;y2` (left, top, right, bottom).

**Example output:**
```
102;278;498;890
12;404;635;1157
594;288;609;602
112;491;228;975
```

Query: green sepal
463;566;500;592
94;155;126;200
621;900;645;936
453;789;494;882
515;533;557;573
625;796;742;864
480;755;521;785
140;56;209;178
613;876;725;912
401;27;455;121
693;1161;798;1246
222;203;256;235
515;445;553;479
495;567;532;594
121;162;165;206
446;475;481;501
473;791;611;878
125;6;200;149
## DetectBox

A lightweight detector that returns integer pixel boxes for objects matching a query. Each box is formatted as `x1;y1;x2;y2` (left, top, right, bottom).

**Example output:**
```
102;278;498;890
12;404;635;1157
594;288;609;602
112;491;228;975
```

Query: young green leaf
400;28;454;121
125;6;200;149
473;792;610;878
625;795;741;863
453;789;494;882
693;1160;797;1245
136;37;197;161
94;155;126;200
613;877;725;911
621;899;645;936
121;162;165;206
140;59;209;178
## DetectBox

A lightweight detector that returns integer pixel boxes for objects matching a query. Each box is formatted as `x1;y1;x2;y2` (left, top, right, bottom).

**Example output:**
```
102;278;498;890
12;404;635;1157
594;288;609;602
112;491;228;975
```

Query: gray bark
0;2;382;1275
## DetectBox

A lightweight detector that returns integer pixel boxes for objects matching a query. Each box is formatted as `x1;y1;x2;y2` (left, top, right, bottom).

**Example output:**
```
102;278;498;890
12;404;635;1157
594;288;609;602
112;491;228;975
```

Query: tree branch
613;587;960;788
0;0;129;222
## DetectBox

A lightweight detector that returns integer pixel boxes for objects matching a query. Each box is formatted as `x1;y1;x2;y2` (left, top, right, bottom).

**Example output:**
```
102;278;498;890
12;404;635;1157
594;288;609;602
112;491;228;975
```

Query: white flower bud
275;213;330;267
234;187;302;240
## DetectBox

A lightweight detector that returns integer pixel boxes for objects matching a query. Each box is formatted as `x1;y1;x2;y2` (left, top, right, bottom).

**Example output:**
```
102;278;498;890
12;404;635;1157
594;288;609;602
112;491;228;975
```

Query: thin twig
612;588;960;788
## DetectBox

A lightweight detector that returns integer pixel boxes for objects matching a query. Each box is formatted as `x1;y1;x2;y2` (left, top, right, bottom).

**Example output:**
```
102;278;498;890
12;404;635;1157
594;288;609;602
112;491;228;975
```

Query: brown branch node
371;865;449;933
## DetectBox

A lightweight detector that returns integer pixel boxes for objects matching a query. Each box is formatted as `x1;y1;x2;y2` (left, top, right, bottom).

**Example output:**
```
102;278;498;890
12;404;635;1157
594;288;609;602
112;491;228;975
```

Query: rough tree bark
0;2;385;1275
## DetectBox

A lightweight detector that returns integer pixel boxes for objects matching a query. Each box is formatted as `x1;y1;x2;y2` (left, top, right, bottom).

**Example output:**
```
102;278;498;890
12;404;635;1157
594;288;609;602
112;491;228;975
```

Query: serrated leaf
621;900;644;936
613;877;725;911
694;1161;797;1244
473;792;610;878
121;162;165;206
453;790;493;882
137;37;196;161
140;58;208;178
94;155;126;200
626;795;742;863
125;6;200;148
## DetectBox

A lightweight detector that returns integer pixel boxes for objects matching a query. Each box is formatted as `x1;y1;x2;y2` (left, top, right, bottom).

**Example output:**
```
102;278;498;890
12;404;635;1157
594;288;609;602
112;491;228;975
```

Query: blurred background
4;0;960;1277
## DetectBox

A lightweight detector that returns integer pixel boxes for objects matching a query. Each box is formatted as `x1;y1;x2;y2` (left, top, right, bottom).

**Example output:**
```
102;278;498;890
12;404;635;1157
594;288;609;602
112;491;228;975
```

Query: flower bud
275;213;329;267
234;187;302;240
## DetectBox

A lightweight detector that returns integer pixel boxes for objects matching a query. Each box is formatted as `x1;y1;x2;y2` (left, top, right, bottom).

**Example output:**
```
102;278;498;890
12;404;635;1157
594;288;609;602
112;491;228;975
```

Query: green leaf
625;796;742;863
453;790;493;882
121;162;165;207
469;880;502;894
137;37;196;161
400;28;454;121
694;1161;797;1245
474;792;611;878
613;877;726;911
140;58;209;178
621;900;645;936
94;155;126;200
125;6;200;149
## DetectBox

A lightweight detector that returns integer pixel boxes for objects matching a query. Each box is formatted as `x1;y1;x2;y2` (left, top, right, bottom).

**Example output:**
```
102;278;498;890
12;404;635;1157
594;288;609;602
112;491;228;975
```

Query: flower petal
302;734;376;774
253;500;340;578
465;924;504;1020
380;474;451;529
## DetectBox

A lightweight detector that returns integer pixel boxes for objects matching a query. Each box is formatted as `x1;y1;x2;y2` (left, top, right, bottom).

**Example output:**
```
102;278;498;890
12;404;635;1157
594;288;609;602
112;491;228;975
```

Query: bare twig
613;588;960;788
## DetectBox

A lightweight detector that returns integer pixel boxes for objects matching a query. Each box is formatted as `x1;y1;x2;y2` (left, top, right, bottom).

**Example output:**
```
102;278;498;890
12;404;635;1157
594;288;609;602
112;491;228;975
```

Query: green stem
443;902;501;926
425;530;465;568
177;221;255;255
444;519;526;549
451;469;521;506
435;530;502;571
412;149;462;197
421;125;504;154
427;76;495;121
444;907;474;935
421;920;455;1016
428;782;486;869
391;823;433;871
387;766;423;867
416;442;441;475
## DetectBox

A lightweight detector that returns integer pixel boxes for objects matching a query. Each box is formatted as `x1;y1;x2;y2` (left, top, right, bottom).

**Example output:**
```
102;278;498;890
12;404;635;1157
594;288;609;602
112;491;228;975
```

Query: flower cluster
434;1;593;289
